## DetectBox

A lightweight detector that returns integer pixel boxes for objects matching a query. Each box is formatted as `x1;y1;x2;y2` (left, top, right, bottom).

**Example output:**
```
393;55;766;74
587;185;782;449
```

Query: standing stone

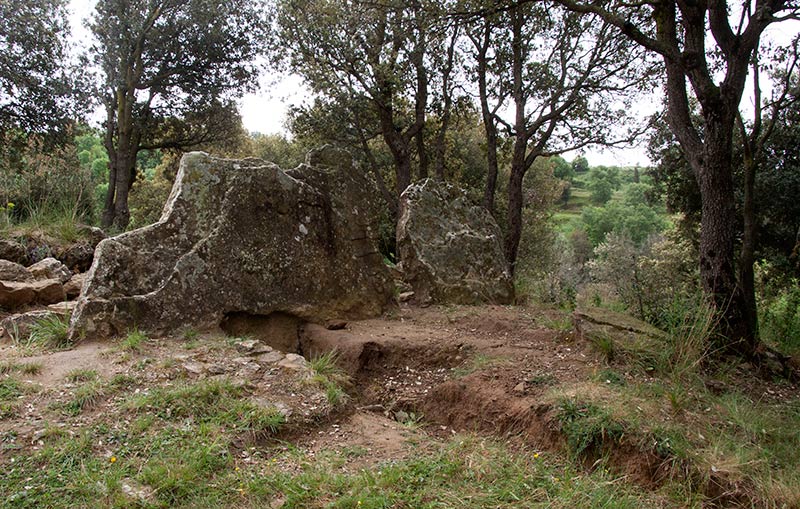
69;151;394;341
397;179;514;305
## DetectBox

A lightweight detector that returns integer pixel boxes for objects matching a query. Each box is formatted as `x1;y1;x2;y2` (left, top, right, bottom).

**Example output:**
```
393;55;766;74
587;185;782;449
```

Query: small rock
253;351;284;364
0;280;36;308
120;478;155;504
325;320;348;330
235;339;270;355
57;244;95;273
182;362;206;375
207;363;227;375
34;279;67;305
63;273;87;300
236;362;261;378
0;260;33;282
278;353;308;370
47;301;76;315
398;291;415;303
27;257;71;284
513;382;526;394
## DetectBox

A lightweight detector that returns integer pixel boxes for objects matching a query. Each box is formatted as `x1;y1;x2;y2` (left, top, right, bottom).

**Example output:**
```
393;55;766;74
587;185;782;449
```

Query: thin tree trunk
504;5;528;275
434;22;459;181
739;153;758;346
474;22;500;214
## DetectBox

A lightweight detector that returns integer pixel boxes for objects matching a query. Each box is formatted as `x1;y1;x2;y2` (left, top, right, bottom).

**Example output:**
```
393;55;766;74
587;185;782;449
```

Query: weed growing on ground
65;381;105;415
119;328;148;352
65;368;98;383
25;314;71;351
125;379;286;436
555;398;625;457
309;351;351;407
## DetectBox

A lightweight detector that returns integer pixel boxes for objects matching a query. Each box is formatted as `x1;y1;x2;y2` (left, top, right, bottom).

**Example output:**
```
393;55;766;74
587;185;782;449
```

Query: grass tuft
309;351;351;407
65;368;98;383
119;328;148;352
26;314;71;350
555;398;625;457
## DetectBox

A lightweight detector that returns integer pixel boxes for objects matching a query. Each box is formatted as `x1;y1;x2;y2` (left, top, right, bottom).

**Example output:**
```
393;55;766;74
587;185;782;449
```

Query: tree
276;0;446;202
555;0;800;357
0;0;83;136
587;166;622;204
571;156;589;174
90;0;268;229
473;2;650;273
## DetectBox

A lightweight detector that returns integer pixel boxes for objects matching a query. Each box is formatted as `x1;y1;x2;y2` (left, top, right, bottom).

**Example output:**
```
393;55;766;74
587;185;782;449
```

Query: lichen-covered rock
28;257;72;283
58;243;96;273
397;179;514;304
69;151;394;340
0;260;32;282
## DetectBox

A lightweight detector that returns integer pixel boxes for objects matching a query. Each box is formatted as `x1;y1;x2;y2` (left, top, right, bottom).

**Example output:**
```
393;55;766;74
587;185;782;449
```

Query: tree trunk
739;152;759;345
504;5;528;275
698;120;756;355
504;155;526;274
416;128;428;180
475;23;499;214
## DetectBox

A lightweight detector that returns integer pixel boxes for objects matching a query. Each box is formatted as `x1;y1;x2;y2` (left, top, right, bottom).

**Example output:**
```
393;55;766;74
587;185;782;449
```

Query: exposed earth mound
397;179;513;305
69;151;394;340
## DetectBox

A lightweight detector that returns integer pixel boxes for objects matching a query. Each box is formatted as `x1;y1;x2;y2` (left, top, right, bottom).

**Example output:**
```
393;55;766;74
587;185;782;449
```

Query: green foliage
125;378;285;435
0;0;84;134
572;156;589;174
556;399;625;457
119;328;148;352
586;166;621;204
590;230;700;328
309;351;351;407
581;185;667;246
759;277;800;356
26;313;71;351
551;155;574;181
248;132;307;168
65;380;105;415
0;130;101;227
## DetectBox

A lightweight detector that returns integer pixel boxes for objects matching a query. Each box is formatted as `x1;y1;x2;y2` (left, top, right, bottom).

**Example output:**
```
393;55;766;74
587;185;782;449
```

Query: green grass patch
65;380;105;415
118;328;148;352
25;314;71;351
309;351;351;407
65;368;98;383
555;398;625;457
124;378;285;436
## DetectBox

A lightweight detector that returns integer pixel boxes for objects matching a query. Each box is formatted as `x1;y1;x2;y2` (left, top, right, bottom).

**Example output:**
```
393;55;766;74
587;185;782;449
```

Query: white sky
68;1;799;168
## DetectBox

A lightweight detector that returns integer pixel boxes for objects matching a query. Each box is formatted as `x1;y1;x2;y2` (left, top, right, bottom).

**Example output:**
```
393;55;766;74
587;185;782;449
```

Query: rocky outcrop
397;179;514;305
68;150;394;341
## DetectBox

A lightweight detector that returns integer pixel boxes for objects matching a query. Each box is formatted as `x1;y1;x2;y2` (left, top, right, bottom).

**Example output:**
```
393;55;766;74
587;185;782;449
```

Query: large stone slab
397;179;514;305
68;151;394;340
